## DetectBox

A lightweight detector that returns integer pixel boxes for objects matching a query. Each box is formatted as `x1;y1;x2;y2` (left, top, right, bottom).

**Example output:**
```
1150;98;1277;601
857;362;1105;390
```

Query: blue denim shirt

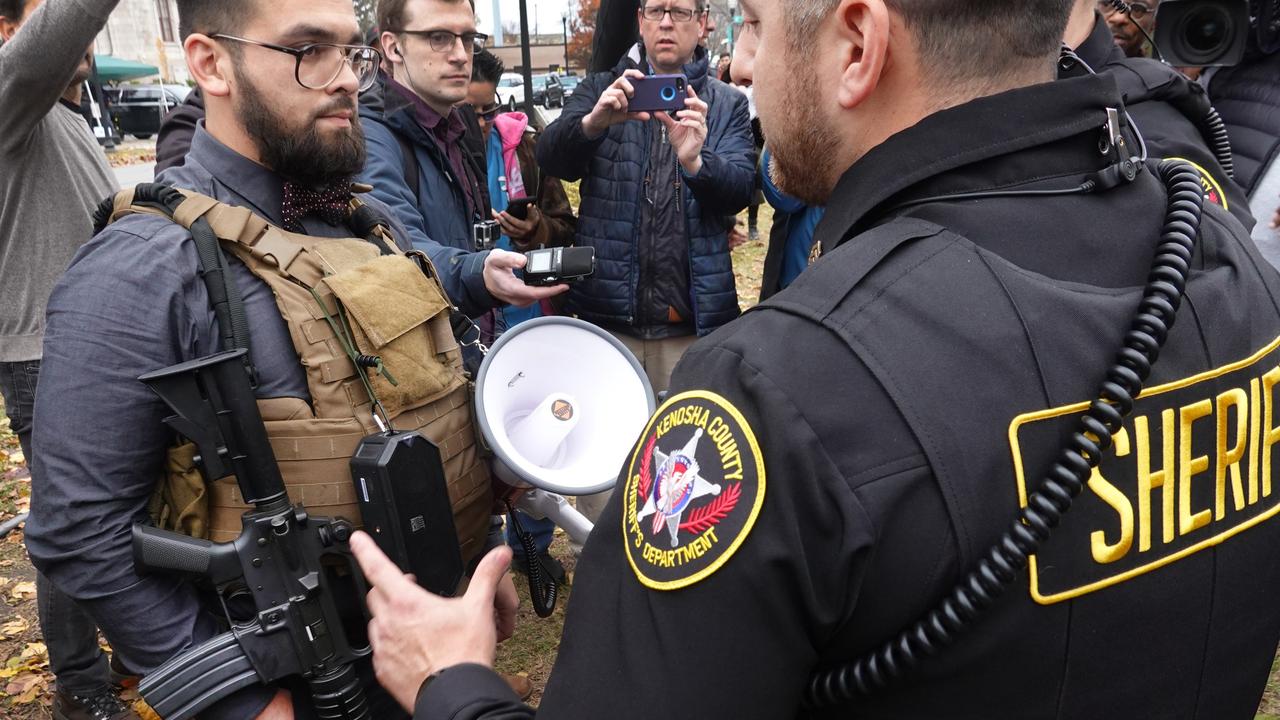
25;125;411;720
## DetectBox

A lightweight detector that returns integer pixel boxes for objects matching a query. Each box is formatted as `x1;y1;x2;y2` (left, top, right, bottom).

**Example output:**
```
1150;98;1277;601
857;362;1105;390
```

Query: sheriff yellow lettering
1084;360;1280;565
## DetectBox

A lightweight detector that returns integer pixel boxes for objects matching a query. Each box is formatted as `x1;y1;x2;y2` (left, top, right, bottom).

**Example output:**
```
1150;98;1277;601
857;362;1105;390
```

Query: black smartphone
505;197;537;221
629;74;688;113
523;246;595;286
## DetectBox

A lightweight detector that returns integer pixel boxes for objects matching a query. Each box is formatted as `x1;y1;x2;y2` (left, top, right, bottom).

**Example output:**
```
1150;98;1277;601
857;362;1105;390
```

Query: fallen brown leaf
3;466;30;481
0;617;28;638
134;698;163;720
9;580;35;601
4;671;43;695
20;642;47;662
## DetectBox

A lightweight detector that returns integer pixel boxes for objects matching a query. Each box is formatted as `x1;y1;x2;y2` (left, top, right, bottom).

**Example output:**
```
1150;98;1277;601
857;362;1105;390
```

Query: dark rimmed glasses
211;34;382;91
391;29;490;55
475;99;504;120
641;5;704;22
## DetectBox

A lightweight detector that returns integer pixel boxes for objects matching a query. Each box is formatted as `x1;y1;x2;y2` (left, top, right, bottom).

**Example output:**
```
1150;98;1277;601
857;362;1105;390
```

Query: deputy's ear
831;0;890;110
185;34;232;98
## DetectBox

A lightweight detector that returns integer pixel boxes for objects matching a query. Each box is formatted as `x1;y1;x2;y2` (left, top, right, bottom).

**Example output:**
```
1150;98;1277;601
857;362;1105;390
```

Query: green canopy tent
92;54;158;82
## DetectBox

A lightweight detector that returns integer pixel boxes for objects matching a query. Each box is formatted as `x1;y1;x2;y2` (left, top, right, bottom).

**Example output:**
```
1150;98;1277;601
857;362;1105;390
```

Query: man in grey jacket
0;2;138;719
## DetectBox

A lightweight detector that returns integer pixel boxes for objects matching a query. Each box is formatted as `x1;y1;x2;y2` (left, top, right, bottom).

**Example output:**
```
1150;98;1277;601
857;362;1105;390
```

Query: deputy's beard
235;66;366;187
762;60;841;206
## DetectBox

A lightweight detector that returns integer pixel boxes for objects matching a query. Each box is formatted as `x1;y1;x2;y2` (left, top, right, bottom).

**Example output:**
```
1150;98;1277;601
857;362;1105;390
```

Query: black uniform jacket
417;73;1280;720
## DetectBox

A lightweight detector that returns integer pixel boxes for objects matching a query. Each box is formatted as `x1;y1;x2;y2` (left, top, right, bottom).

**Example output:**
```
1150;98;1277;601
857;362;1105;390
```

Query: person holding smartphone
535;0;755;527
467;50;576;267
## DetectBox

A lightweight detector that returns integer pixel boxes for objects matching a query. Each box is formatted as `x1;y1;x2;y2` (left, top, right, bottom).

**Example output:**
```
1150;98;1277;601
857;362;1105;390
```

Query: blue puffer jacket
536;46;756;336
358;73;495;318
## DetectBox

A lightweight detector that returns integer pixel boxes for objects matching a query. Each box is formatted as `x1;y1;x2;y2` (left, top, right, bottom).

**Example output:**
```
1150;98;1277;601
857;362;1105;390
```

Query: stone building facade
94;0;189;84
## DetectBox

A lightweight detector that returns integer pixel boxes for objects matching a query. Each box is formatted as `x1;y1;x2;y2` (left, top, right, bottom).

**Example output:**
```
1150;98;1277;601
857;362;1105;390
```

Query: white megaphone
475;317;655;546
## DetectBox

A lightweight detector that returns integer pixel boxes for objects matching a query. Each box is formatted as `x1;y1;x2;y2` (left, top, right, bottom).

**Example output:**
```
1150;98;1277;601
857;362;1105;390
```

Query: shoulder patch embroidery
622;390;766;590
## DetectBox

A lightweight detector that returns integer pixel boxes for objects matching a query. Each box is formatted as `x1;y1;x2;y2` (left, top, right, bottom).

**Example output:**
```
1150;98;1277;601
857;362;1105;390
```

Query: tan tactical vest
103;187;492;565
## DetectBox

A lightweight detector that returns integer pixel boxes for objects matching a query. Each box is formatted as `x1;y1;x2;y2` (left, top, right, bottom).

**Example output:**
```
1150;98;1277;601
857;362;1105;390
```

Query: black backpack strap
394;130;421;200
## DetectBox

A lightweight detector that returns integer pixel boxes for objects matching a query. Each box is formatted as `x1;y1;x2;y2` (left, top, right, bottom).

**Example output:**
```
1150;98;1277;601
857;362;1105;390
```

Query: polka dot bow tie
281;179;353;232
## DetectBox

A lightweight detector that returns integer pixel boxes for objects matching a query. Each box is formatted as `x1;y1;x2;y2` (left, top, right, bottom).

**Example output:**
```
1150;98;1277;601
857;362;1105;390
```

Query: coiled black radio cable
505;499;559;618
803;159;1206;709
1203;107;1236;178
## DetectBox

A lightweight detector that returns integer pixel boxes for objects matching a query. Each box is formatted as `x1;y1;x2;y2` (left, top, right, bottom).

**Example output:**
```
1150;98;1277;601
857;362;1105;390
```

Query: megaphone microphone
475;317;655;546
506;392;580;467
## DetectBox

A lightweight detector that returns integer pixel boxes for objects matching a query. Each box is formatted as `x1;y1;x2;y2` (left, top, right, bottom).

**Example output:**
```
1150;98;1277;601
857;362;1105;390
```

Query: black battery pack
349;430;464;596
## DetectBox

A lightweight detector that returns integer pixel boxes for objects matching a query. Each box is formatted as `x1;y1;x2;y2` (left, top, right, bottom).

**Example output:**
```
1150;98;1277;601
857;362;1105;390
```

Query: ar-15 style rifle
131;349;371;720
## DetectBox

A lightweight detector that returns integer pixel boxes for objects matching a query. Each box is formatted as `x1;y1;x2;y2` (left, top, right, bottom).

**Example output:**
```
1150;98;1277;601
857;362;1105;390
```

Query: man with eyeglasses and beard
25;1;517;719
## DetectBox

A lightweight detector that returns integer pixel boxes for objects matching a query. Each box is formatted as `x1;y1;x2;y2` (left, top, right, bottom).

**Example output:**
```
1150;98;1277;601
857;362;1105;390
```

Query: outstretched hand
351;532;514;713
483;248;570;307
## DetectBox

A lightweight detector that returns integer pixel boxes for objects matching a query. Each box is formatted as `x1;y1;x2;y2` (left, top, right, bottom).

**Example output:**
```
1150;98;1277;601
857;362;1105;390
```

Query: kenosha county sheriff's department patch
622;390;765;590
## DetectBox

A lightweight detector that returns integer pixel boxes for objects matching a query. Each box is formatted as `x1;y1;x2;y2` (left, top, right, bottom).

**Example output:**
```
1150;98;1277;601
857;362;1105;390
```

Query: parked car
531;74;564;108
110;83;190;140
496;73;525;112
559;74;580;98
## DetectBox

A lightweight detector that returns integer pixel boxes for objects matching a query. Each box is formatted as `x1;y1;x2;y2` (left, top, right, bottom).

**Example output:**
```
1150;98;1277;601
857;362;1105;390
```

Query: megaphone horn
475;317;656;543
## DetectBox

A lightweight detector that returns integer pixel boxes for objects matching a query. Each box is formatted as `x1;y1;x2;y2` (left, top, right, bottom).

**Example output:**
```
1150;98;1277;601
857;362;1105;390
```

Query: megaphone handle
516;489;595;548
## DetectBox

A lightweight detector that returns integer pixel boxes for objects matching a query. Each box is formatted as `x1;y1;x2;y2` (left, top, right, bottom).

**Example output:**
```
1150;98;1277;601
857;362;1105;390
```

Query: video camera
1154;0;1280;66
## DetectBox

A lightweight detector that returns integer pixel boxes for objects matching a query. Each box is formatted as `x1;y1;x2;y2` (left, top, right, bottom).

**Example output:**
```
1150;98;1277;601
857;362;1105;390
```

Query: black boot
52;687;139;720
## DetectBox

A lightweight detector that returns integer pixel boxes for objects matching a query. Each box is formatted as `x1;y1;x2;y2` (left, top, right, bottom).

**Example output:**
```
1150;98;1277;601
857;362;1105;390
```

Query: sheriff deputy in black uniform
349;1;1280;718
756;0;1254;304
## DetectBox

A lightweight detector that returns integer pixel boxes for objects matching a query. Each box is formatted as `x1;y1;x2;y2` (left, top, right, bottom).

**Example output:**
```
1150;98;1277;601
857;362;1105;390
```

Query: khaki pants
573;331;698;545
